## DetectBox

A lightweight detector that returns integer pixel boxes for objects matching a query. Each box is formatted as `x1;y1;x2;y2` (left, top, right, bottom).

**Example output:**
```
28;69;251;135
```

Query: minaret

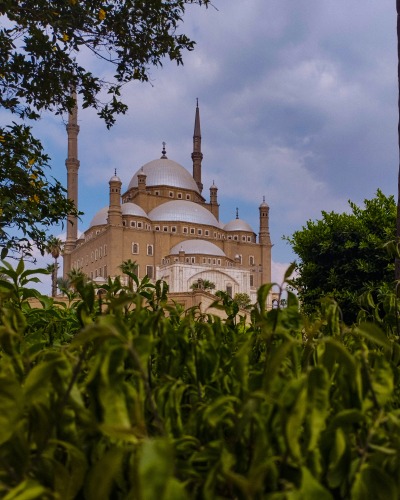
258;196;271;246
191;99;203;193
259;196;272;286
108;170;123;226
63;93;80;276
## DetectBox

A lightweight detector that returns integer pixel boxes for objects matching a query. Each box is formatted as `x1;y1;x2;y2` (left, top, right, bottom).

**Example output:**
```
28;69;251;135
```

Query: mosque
62;101;272;305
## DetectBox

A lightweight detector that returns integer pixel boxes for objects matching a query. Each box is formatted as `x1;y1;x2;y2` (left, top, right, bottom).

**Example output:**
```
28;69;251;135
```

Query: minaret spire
192;99;203;193
63;92;80;276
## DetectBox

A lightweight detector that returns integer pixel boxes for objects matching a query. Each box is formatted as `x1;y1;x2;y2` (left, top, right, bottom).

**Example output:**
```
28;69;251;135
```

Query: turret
209;180;219;220
107;170;122;226
191;99;203;193
137;167;147;191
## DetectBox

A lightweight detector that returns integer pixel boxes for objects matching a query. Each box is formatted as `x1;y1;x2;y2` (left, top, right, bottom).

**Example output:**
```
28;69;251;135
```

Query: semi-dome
148;200;220;227
224;218;254;233
170;239;226;257
89;206;109;228
121;202;148;218
89;203;148;228
128;158;200;192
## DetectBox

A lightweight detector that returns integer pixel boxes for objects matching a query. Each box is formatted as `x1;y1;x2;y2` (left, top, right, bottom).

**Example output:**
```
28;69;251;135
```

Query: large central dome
128;158;199;192
149;200;220;227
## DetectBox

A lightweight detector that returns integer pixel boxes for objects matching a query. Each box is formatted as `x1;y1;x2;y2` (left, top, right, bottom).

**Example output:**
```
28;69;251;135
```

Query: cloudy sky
15;0;399;293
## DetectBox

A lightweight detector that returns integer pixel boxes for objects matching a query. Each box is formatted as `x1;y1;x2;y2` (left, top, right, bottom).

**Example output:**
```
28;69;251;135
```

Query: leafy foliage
233;292;251;310
1;0;211;124
286;190;396;323
0;0;210;255
1;260;400;498
0;124;78;256
190;278;216;291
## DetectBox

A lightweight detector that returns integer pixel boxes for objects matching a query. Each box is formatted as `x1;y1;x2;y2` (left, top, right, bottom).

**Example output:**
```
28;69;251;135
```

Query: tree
119;259;138;291
0;125;78;256
233;292;251;310
46;236;63;296
190;278;216;291
286;190;396;323
67;267;87;290
0;0;210;255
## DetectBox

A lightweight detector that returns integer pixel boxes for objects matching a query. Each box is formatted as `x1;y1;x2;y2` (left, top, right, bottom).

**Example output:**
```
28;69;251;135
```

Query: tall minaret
191;99;203;193
258;196;271;246
259;196;272;286
63;94;80;276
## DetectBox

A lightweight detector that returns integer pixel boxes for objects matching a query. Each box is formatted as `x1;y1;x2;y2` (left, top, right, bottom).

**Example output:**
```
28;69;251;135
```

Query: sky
7;0;399;294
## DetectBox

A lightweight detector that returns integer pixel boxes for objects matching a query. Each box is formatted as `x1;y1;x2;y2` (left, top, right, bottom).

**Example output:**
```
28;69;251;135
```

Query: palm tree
119;259;138;291
46;236;63;297
67;268;87;290
56;277;70;296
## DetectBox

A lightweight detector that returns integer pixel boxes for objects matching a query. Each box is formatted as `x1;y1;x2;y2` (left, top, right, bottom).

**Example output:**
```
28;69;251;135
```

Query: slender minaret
258;196;271;246
259;196;272;286
191;99;203;193
63;94;80;275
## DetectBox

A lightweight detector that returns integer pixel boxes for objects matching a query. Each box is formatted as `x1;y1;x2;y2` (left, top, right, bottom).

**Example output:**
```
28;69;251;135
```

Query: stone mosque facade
63;101;272;305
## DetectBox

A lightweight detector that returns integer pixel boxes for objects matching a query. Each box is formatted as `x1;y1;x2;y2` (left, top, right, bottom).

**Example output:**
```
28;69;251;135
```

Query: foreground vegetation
0;261;399;499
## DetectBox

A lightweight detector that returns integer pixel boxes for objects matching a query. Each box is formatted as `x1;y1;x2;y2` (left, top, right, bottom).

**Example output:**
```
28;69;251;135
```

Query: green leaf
288;467;333;500
0;375;23;446
203;396;239;428
283;262;297;281
263;339;297;393
306;366;329;451
282;377;307;461
257;283;274;314
326;428;348;489
44;440;88;500
355;322;391;349
138;439;178;499
329;409;365;430
84;448;124;500
351;465;397;500
3;480;52;500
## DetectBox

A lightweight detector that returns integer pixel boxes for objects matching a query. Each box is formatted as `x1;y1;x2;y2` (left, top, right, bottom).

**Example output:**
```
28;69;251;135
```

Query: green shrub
0;261;399;499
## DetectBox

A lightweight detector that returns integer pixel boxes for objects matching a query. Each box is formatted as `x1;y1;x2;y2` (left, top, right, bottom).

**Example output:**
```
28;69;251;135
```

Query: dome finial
196;97;199;108
161;141;167;159
114;168;117;176
263;195;265;203
236;207;239;219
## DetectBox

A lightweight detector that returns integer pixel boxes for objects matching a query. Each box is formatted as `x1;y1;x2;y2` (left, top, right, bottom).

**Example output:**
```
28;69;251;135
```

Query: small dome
128;158;199;192
89;203;149;228
170;239;226;257
259;196;269;208
224;218;254;232
149;200;220;227
89;206;109;228
121;202;148;218
109;175;121;183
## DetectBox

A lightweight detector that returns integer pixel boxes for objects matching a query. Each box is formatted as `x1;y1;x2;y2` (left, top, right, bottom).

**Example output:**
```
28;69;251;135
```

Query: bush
0;261;399;499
